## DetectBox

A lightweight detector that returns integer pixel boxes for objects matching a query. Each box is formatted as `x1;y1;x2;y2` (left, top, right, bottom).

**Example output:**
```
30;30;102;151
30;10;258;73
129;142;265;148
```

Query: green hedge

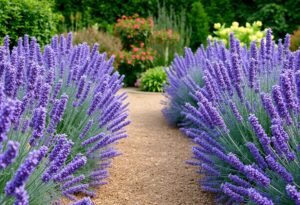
0;0;59;46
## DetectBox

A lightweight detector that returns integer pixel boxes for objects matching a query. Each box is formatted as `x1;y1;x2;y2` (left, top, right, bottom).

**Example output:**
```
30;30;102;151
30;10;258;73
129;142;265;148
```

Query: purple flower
87;92;102;116
231;53;242;85
0;140;19;169
284;34;290;55
82;133;105;146
272;85;292;124
38;83;51;107
4;64;16;97
248;188;274;205
229;100;242;122
286;184;300;205
248;114;272;156
52;79;63;101
53;154;87;182
63;184;89;195
227;153;244;172
246;142;267;169
79;120;93;139
243;165;270;187
5;146;48;195
261;93;280;120
249;58;257;89
29;107;46;146
27;63;39;92
265;29;272;61
280;71;296;109
62;175;85;189
70;197;93;205
265;155;293;183
14;186;29;205
76;75;87;99
295;71;300;102
221;183;244;202
42;136;73;182
228;174;251;188
0;100;15;143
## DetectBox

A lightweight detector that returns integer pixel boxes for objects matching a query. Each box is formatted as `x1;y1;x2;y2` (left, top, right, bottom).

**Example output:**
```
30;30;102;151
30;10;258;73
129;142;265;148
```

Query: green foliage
247;4;287;38
188;1;209;48
200;0;234;30
211;21;267;47
0;0;59;46
140;66;167;92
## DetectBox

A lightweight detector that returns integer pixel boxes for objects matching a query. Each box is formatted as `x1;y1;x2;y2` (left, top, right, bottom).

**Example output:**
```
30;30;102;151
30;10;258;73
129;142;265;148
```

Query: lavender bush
162;47;205;126
0;34;129;204
164;29;300;204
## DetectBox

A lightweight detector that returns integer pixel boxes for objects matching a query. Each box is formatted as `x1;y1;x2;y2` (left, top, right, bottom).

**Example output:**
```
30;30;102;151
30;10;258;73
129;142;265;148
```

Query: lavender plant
162;47;205;126
164;29;300;204
0;33;129;204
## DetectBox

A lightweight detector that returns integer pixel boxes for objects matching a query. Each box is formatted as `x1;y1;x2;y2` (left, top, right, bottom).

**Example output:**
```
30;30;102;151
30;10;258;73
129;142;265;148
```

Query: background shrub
187;1;209;49
150;3;191;65
139;66;167;92
0;0;59;46
290;28;300;51
115;45;155;86
72;27;122;55
211;21;267;47
114;14;153;50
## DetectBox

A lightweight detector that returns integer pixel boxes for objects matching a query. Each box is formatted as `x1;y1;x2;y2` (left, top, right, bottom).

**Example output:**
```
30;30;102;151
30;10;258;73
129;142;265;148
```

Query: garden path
94;88;214;205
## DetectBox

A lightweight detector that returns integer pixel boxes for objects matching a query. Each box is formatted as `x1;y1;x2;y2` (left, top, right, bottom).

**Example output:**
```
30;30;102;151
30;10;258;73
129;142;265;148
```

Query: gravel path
94;89;214;205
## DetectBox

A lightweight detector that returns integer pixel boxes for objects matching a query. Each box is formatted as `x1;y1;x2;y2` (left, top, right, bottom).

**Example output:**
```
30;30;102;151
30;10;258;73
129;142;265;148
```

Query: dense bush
115;45;155;86
210;21;267;47
0;34;129;204
164;30;300;204
114;14;154;50
0;0;59;46
72;27;122;55
187;1;209;49
139;66;167;92
290;28;300;51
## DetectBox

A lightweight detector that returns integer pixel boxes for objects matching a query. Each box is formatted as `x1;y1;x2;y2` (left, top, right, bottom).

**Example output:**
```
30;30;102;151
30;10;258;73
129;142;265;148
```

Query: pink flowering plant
0;33;129;204
114;14;154;50
114;44;155;86
164;30;300;205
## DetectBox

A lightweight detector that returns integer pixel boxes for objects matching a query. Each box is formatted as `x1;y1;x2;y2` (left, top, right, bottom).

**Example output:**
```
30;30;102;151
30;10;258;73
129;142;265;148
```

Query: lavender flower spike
248;114;272;156
69;197;93;205
248;188;274;205
14;186;29;205
5;146;48;195
286;184;300;205
53;154;87;182
0;140;20;169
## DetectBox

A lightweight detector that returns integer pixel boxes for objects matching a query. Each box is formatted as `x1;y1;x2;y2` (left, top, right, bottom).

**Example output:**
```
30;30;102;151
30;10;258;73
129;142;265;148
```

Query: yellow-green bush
209;21;267;46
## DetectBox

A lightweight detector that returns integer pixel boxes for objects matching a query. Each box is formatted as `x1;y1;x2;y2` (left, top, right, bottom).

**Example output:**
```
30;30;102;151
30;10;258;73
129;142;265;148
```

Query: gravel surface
93;88;214;205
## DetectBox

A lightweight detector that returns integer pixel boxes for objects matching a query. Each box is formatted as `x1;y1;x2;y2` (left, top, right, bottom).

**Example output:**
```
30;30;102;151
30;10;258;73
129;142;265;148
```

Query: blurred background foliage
54;0;300;47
